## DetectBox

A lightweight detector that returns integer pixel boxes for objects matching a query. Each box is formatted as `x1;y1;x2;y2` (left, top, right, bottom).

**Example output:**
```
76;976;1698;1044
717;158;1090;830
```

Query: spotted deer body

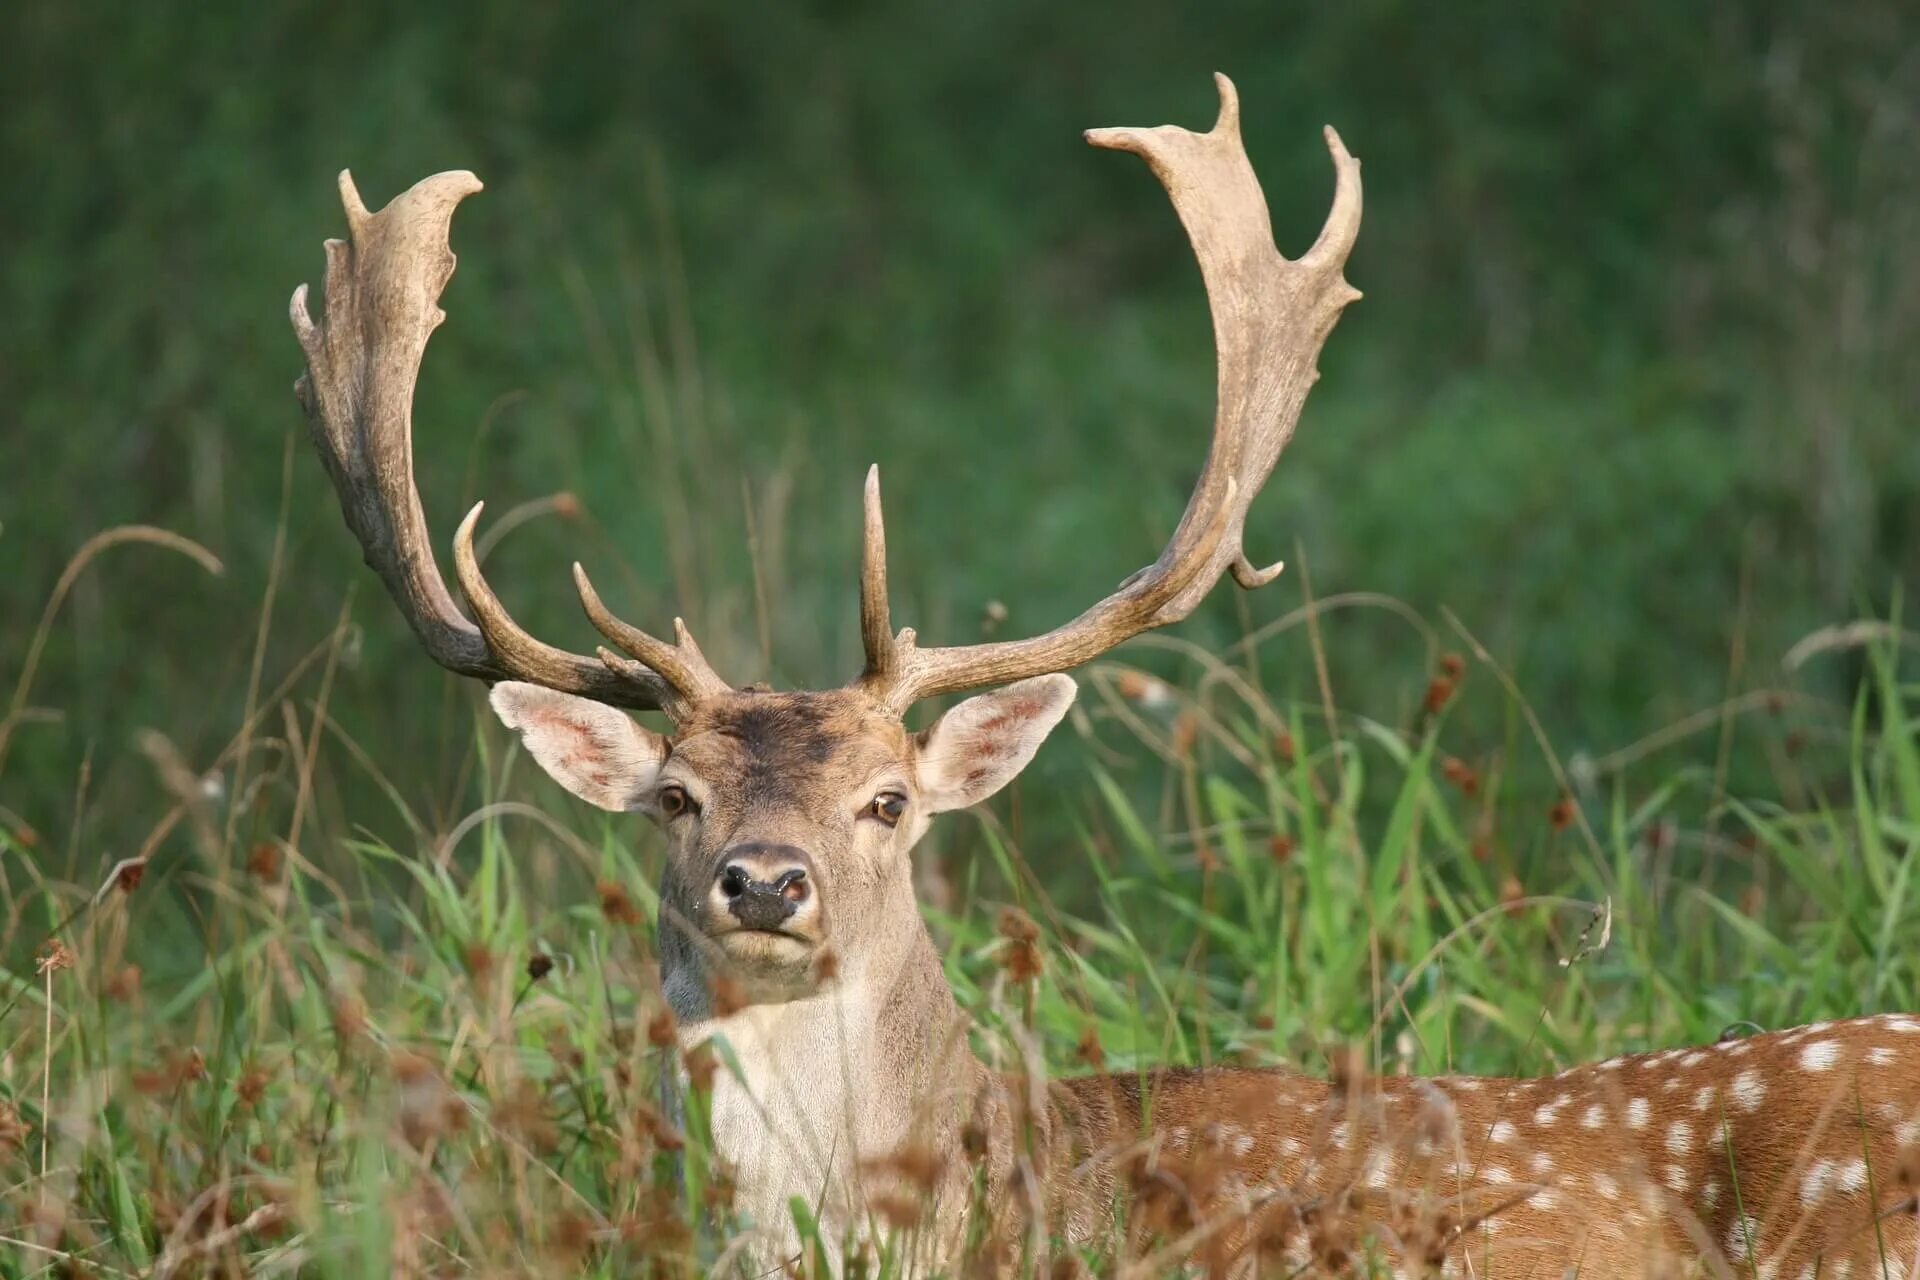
1050;1018;1920;1276
290;75;1920;1276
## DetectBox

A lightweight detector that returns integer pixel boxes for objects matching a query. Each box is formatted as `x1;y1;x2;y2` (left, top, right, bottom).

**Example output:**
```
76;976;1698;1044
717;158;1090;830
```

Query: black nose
716;845;812;932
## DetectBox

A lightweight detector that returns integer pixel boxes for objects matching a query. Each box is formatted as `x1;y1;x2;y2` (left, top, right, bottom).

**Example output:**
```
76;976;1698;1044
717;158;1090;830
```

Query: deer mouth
708;921;819;956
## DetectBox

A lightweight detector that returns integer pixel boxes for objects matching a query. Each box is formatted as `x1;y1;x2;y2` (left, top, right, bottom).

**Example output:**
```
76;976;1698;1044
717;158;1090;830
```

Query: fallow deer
292;76;1920;1277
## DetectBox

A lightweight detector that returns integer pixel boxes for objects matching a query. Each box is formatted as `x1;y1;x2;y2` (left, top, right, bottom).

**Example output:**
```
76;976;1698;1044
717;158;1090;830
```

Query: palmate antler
854;74;1362;713
291;75;1360;723
290;171;726;721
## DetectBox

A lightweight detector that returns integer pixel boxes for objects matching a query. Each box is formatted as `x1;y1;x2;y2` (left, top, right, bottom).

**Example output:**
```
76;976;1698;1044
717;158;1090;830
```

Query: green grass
1;541;1914;1275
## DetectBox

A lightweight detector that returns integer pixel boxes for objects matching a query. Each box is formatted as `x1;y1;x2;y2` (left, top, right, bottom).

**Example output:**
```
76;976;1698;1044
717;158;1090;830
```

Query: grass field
6;8;1920;1270
2;531;1915;1276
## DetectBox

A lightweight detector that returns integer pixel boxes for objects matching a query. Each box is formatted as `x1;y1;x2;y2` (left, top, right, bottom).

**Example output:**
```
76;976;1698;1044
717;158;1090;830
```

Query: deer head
290;73;1361;1017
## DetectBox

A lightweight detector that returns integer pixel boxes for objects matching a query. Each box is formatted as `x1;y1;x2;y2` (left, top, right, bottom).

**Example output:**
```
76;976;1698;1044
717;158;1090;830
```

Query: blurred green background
4;0;1917;859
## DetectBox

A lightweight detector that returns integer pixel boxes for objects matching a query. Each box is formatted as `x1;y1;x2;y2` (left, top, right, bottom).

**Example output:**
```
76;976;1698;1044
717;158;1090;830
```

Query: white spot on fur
1692;1084;1717;1112
1484;1165;1513;1184
1802;1158;1842;1205
1530;1151;1555;1175
1702;1177;1720;1208
1731;1069;1766;1110
1677;1051;1707;1069
1799;1040;1840;1071
1626;1097;1650;1128
1663;1164;1689;1192
1592;1172;1620;1199
1867;1046;1896;1067
1329;1122;1349;1150
1582;1103;1607;1129
1534;1100;1562;1126
1726;1214;1760;1262
1666;1121;1693;1154
1490;1120;1518;1144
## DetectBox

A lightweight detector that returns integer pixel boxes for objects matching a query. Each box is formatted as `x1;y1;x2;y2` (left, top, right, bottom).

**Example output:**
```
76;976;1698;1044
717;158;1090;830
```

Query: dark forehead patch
712;698;839;765
674;690;905;811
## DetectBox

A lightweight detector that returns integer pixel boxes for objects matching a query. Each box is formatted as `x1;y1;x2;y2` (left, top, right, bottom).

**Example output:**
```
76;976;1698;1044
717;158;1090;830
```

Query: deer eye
657;784;697;820
867;792;908;827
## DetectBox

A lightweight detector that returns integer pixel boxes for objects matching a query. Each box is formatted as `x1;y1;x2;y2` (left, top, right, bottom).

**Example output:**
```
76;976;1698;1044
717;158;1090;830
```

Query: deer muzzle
713;844;817;936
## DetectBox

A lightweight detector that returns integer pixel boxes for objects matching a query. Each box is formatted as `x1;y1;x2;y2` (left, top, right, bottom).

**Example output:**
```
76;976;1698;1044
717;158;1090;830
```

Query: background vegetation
3;0;1919;1273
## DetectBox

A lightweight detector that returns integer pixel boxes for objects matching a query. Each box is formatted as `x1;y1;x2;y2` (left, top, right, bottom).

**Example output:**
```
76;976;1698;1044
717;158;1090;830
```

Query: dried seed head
710;974;747;1017
330;991;367;1040
547;1211;595;1264
1548;795;1576;832
1274;729;1298;764
237;1066;270;1108
104;964;141;1003
996;907;1039;943
1269;834;1296;864
862;1140;944;1193
646;1007;677;1049
598;879;642;925
246;841;282;882
494;1079;557;1152
1499;875;1526;914
1075;1024;1106;1069
525;953;554;981
114;860;147;893
551;490;583;520
1440;652;1466;680
36;939;74;976
462;943;494;985
1000;938;1043;984
1116;670;1171;707
1423;676;1455;715
683;1041;718;1093
637;1101;685;1152
869;1190;926;1230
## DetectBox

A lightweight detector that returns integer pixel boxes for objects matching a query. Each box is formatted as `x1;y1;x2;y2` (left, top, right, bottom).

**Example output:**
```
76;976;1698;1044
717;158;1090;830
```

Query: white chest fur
679;987;902;1263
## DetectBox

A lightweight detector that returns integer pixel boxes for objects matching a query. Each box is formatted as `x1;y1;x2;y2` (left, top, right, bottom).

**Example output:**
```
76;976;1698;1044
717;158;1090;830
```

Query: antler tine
571;562;730;713
447;503;678;711
855;75;1363;714
291;169;684;714
859;464;899;684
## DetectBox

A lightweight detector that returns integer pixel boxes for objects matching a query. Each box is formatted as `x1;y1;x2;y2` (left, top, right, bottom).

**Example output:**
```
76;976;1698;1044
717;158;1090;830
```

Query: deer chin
707;925;822;987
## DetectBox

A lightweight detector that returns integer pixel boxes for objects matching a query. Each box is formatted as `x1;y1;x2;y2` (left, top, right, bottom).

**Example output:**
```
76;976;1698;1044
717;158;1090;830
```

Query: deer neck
666;876;984;1258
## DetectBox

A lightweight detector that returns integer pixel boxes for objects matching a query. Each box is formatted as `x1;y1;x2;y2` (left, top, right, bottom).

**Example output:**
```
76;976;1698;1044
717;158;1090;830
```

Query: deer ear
915;674;1077;814
490;682;669;812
